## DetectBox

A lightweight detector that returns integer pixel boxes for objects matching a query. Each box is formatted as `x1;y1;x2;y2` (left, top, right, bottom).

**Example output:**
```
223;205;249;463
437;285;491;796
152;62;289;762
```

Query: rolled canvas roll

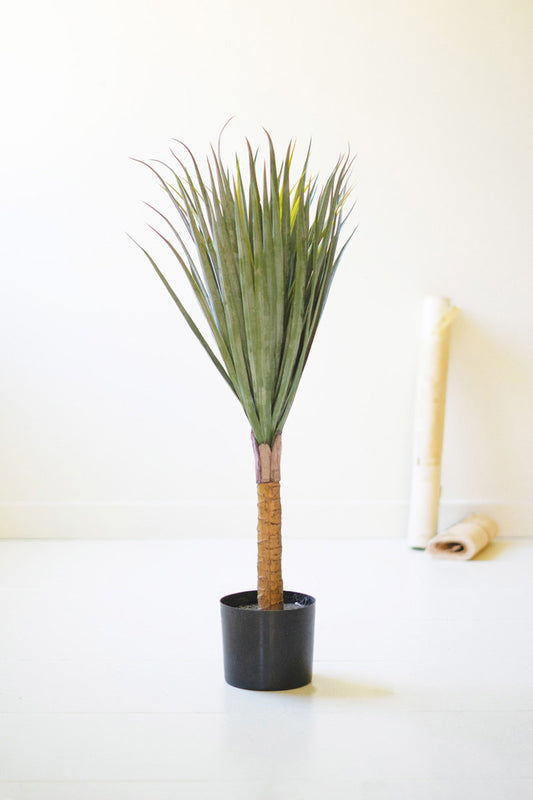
426;514;499;560
407;296;459;549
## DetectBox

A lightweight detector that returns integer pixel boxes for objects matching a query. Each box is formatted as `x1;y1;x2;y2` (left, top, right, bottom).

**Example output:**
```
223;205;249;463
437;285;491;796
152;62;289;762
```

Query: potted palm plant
132;128;353;690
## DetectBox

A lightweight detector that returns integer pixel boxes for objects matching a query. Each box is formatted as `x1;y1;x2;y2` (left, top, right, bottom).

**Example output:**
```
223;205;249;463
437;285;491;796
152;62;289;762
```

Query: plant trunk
252;433;284;610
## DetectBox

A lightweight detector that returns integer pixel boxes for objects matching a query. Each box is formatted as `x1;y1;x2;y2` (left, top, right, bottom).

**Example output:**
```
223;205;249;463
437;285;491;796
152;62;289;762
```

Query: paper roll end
426;514;499;560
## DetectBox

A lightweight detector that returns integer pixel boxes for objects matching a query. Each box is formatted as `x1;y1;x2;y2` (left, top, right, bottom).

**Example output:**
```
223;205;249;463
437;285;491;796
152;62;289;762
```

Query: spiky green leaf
132;133;354;446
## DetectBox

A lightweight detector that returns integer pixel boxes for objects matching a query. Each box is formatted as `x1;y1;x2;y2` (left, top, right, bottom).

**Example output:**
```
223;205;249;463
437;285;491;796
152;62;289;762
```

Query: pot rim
220;589;316;611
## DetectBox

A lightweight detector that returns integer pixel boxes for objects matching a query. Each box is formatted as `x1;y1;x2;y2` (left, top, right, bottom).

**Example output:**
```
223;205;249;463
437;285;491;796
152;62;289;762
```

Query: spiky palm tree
133;130;353;610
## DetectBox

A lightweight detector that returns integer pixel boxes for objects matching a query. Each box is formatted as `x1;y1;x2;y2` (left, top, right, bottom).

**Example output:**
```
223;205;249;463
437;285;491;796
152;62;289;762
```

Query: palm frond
132;133;354;446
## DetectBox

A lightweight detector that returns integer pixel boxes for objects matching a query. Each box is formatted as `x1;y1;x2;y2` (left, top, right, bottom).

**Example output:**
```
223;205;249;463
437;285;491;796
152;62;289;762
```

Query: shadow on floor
474;540;512;561
288;675;394;699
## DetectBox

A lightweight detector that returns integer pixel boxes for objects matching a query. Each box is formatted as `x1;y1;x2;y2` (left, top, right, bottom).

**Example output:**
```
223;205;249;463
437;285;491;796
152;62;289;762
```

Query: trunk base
220;590;316;691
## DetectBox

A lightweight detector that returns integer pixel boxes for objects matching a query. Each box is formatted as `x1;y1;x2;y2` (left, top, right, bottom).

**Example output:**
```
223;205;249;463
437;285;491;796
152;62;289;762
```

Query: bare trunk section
252;433;284;610
257;481;283;609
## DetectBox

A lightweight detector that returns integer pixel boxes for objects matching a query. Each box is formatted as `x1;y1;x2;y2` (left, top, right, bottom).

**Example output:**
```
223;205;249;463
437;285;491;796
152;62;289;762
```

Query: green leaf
132;132;354;446
128;235;237;396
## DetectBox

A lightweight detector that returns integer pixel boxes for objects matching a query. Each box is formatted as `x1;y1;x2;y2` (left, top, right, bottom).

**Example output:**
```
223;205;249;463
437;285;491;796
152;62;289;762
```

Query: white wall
1;0;532;538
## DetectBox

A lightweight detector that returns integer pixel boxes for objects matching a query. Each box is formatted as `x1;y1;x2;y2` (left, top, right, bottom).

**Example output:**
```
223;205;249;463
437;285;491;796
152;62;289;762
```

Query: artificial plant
133;130;353;609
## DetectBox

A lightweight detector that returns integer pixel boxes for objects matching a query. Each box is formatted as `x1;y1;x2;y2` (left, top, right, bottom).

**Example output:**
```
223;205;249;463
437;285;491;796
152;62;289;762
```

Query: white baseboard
0;501;530;539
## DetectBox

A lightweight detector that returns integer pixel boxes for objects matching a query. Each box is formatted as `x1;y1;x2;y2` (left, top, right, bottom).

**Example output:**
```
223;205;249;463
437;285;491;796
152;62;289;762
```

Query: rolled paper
407;296;459;549
426;514;499;560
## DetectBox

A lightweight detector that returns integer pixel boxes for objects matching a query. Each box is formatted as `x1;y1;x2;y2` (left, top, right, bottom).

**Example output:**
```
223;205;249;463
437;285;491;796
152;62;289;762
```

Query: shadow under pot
220;590;316;691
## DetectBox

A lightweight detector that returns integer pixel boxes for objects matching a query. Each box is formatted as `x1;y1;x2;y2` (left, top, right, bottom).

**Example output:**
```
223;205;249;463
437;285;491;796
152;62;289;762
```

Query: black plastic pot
220;590;316;691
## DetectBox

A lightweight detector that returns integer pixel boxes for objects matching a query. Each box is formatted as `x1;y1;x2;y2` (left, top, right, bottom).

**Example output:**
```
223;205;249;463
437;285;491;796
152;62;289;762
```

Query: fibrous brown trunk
252;432;284;610
257;481;283;609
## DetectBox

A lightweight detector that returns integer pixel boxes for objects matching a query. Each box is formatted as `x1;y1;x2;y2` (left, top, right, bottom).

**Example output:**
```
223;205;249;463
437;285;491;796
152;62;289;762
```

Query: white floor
0;537;532;800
